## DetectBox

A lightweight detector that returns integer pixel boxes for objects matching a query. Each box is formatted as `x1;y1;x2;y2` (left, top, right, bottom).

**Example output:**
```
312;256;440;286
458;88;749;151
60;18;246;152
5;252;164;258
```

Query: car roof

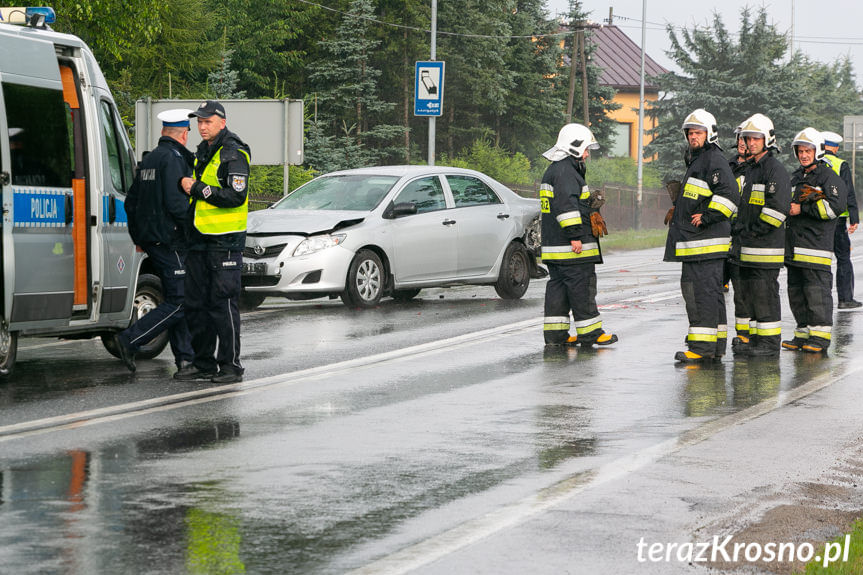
322;165;490;178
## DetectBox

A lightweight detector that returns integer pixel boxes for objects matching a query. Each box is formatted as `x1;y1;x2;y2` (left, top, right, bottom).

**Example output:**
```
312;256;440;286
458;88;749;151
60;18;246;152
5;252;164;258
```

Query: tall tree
306;0;405;171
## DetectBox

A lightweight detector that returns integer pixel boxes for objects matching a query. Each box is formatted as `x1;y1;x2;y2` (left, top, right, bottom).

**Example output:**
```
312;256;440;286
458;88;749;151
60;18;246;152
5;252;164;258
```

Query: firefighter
728;114;790;357
725;124;750;335
665;109;739;363
178;101;251;383
821;131;861;309
540;123;617;348
782;128;848;354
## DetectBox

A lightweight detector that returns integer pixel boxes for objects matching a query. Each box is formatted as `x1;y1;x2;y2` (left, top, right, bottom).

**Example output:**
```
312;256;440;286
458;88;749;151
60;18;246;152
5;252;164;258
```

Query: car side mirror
383;201;418;219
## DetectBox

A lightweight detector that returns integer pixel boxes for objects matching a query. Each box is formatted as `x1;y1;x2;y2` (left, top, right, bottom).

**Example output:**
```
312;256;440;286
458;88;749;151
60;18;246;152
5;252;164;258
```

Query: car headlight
292;234;346;257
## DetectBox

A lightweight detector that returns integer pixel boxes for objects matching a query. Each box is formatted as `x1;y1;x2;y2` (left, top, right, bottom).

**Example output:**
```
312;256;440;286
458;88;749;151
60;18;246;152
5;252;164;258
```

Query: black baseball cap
189;100;226;119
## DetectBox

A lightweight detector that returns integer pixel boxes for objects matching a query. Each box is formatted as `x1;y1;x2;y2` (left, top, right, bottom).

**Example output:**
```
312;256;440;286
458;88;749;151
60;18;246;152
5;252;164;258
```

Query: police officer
782;128;847;354
178;101;251;383
540;123;618;348
665;109;739;363
115;109;196;374
728;114;790;357
821;131;861;309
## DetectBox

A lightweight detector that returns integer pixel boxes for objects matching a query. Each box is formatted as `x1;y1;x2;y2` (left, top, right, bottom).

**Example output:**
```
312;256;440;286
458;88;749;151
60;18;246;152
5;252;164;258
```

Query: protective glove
590;212;608;237
666;180;681;203
588;189;606;209
664;207;675;226
797;184;825;203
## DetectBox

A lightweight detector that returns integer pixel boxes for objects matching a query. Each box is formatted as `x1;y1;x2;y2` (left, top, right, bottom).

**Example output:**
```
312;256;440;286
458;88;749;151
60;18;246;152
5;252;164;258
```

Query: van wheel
102;273;170;360
340;250;384;308
0;320;18;378
494;242;530;299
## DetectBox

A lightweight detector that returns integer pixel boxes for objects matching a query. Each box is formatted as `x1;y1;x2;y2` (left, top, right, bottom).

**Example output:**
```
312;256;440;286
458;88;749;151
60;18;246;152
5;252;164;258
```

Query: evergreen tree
208;46;247;99
307;0;405;172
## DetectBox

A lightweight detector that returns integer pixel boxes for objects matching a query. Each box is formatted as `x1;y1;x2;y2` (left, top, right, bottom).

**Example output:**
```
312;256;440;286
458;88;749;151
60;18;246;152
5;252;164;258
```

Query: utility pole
566;21;600;125
580;29;588;124
566;28;578;123
428;0;437;166
636;0;647;230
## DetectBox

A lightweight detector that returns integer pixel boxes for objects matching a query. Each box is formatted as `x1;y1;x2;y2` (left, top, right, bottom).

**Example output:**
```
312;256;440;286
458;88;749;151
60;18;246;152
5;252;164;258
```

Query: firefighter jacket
824;153;859;224
664;143;739;262
539;156;602;265
785;162;847;271
188;127;251;251
730;151;791;269
125;136;194;249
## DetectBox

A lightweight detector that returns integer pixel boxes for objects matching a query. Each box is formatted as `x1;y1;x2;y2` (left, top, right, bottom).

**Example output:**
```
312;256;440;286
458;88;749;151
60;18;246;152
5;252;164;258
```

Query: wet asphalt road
2;240;863;574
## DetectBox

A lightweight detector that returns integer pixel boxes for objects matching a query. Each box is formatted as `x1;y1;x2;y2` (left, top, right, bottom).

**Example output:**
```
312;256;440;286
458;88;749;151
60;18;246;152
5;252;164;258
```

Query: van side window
3;83;72;187
99;100;132;194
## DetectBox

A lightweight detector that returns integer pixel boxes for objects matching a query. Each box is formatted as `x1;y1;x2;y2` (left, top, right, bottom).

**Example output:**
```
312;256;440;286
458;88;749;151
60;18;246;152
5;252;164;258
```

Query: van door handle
442;219;456;226
108;195;116;224
64;194;73;225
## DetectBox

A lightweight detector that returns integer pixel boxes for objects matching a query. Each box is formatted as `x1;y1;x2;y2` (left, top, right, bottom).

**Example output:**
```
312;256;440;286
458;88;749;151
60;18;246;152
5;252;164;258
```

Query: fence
508;182;671;231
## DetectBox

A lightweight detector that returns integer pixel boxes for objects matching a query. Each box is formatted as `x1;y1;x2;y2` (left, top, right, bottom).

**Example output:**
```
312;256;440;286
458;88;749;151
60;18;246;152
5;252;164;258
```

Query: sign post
415;60;444;165
842;115;863;190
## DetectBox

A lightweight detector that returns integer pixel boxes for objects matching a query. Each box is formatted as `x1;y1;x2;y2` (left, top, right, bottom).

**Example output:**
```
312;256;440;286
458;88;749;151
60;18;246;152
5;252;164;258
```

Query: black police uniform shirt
125;136;194;249
188;127;252;251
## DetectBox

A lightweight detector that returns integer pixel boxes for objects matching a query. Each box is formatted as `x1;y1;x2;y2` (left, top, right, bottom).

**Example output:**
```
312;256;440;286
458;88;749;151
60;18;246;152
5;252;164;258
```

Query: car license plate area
243;262;268;276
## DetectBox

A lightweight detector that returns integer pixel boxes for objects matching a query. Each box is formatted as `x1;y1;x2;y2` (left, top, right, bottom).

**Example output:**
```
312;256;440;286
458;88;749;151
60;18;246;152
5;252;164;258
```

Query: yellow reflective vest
824;154;849;217
193;147;250;235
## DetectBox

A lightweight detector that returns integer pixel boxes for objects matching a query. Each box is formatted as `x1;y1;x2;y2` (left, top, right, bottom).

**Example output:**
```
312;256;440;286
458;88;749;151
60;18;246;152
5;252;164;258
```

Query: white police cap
821;131;843;147
157;108;194;128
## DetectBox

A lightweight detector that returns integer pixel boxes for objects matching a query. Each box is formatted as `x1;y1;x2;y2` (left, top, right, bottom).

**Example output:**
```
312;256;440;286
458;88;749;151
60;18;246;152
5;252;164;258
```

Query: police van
0;7;168;376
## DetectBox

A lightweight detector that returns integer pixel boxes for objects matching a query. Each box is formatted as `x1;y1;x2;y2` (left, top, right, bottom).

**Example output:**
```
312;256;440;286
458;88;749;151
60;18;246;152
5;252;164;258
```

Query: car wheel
0;319;18;378
102;273;170;360
392;288;421;302
494;242;530;299
341;249;384;308
240;291;266;311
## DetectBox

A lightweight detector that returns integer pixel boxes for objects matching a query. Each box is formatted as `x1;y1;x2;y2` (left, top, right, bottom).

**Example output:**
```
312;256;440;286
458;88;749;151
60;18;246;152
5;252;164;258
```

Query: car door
445;174;515;277
388;175;458;283
0;36;76;329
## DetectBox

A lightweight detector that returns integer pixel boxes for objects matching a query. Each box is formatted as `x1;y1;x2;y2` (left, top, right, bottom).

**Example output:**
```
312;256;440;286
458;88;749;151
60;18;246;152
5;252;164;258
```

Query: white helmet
542;123;600;161
682;108;719;145
821;131;843;149
792;127;826;162
738;113;778;151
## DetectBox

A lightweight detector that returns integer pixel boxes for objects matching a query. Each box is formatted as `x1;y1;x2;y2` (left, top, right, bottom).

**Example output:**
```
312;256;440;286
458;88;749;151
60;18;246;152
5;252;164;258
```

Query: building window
608;122;632;158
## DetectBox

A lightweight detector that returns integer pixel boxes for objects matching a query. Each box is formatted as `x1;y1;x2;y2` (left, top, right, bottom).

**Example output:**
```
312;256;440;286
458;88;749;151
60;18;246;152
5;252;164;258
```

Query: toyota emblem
253;245;265;256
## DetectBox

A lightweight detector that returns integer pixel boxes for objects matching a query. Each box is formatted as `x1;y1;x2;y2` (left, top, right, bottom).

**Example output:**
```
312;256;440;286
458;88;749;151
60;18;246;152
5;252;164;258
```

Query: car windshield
273;174;400;211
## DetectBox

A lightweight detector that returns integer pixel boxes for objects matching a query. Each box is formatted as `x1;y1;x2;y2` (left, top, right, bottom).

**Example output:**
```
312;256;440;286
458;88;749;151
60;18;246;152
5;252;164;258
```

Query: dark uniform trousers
834;217;855;302
786;265;833;349
119;244;193;365
543;263;602;345
735;266;781;351
185;249;244;375
681;260;727;357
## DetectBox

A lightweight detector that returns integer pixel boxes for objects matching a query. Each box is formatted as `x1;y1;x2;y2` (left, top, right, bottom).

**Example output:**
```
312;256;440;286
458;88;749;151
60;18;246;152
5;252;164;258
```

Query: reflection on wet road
1;247;862;574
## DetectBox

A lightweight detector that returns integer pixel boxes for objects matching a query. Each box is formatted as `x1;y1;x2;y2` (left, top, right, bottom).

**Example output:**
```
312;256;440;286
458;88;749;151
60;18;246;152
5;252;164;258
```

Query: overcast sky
545;0;863;82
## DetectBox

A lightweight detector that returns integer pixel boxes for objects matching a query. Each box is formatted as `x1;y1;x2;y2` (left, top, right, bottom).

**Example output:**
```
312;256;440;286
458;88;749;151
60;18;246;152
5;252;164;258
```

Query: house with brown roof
588;24;667;160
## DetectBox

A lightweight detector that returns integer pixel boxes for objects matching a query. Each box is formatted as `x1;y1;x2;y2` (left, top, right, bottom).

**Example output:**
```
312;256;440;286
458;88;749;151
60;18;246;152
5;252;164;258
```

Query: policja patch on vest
231;175;247;192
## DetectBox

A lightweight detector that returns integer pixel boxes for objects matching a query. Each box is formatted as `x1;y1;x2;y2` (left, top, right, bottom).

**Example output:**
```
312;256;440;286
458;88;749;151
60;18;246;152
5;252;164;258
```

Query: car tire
341;249;384;308
494;242;530;300
391;288;421;302
0;320;18;378
102;273;170;360
240;291;266;311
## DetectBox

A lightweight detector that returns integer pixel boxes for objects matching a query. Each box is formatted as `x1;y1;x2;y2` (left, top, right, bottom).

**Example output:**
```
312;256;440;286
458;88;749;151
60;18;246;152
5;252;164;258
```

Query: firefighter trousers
543;262;604;345
736;266;781;351
786;265;833;349
681;259;726;357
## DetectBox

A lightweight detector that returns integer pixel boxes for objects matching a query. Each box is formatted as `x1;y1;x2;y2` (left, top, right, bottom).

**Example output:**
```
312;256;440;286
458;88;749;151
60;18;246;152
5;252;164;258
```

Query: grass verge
804;519;863;573
601;227;668;252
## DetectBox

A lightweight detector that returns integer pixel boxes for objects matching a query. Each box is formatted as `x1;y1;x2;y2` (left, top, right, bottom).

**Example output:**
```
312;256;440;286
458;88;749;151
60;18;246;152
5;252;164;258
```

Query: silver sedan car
241;166;541;308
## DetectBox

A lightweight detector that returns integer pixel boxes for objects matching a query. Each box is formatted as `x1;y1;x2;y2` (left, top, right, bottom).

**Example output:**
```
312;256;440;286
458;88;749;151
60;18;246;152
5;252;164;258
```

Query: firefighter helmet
681;108;719;145
738;113;778;151
542;123;600;161
792;127;826;162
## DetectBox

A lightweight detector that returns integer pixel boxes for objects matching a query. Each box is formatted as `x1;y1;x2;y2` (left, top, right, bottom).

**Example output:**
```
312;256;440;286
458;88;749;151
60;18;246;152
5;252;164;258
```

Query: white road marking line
348;361;863;575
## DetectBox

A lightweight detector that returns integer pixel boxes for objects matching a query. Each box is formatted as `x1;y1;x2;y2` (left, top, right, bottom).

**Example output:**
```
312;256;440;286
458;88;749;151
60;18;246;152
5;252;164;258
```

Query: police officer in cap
821;131;861;309
178;100;251;384
115;108;195;374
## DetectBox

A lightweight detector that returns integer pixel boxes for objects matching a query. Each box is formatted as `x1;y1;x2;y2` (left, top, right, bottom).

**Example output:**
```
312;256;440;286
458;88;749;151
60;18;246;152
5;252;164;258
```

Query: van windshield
273;175;399;211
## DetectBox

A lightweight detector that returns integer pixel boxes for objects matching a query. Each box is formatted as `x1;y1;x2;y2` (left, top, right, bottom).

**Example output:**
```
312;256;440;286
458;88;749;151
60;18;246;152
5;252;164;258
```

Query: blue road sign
415;61;445;117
